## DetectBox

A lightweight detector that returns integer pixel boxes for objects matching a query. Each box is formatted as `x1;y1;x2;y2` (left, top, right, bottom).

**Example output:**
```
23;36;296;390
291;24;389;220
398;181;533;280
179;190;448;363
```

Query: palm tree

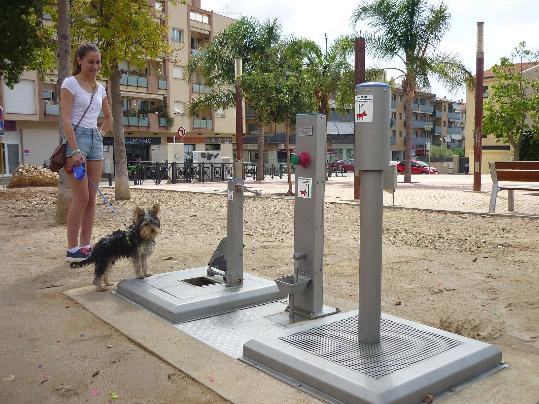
352;0;471;182
187;17;282;181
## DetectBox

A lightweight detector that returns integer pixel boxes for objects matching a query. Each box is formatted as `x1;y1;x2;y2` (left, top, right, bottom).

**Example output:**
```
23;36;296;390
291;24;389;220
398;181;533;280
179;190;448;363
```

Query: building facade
464;62;539;173
0;0;239;174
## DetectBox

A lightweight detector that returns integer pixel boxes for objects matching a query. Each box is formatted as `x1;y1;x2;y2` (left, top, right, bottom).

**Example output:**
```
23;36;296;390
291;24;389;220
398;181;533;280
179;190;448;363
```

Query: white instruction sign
297;177;312;199
227;190;234;201
355;94;373;122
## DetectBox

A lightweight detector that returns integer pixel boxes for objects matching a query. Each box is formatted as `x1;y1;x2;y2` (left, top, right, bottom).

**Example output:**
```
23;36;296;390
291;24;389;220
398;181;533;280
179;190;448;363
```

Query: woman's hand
72;150;86;167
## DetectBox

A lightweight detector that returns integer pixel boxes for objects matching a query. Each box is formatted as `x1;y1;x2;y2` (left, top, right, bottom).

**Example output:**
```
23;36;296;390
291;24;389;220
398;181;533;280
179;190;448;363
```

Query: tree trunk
55;0;71;225
256;127;265;181
513;142;520;161
285;122;293;195
111;65;130;199
403;90;414;183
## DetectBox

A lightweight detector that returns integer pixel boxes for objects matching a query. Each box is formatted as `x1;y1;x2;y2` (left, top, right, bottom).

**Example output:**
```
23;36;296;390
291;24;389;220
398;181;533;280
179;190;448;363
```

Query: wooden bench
489;161;539;213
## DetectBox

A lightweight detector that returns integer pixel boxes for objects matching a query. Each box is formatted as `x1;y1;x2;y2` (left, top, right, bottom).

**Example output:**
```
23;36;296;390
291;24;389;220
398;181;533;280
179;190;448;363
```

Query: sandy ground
1;187;538;403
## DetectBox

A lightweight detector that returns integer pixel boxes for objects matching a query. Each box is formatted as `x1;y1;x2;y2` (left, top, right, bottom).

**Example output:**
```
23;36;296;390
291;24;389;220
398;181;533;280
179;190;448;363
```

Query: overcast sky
202;0;539;102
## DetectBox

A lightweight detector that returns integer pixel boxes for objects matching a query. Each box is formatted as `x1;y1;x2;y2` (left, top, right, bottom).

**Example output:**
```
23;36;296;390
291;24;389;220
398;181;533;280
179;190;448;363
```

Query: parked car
329;159;354;172
396;160;439;174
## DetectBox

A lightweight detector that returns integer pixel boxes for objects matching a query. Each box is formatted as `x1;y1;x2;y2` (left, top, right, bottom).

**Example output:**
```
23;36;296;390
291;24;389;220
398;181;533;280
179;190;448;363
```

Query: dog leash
88;177;119;215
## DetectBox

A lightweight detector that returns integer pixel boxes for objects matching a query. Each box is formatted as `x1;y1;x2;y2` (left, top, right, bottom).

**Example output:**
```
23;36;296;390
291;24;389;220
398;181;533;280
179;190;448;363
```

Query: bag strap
62;83;97;144
74;85;96;131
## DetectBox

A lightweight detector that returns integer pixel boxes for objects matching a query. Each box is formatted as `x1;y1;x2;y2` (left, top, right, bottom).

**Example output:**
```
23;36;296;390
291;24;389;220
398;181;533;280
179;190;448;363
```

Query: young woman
61;44;113;262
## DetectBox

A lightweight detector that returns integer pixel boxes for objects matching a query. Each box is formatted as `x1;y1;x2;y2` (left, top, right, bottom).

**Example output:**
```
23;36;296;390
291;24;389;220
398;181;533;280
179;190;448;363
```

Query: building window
399;113;402;120
205;144;220;151
3;79;36;114
190;11;209;24
483;86;489;98
443;104;446;111
392;94;396;101
171;28;183;43
392;130;396;137
399;95;403;102
443;120;447;127
172;65;184;79
215;108;225;118
399;130;402;137
173;101;185;115
154;1;163;11
392;112;396;120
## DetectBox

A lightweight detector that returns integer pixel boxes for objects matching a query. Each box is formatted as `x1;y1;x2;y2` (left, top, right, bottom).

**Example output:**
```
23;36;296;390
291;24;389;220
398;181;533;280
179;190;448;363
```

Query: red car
396;160;439;174
329;159;354;172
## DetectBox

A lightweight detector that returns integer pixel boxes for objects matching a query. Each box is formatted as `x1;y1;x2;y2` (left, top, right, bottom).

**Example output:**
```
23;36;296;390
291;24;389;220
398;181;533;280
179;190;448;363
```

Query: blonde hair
72;44;100;75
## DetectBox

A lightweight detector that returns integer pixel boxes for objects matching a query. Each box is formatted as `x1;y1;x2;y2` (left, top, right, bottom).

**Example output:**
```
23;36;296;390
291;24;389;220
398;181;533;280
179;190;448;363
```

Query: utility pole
473;22;484;192
354;37;366;200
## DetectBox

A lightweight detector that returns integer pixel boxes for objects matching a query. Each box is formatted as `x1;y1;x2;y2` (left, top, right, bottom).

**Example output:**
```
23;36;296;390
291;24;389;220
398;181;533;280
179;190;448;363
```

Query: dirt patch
1;187;538;403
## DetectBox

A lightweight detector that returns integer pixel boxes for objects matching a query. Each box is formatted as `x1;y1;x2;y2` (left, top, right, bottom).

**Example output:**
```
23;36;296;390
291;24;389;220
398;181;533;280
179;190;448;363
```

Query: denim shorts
65;126;104;160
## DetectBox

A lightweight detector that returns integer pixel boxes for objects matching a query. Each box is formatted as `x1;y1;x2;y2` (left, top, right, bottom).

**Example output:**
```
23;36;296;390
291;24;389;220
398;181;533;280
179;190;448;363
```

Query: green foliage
483;42;539;159
0;0;56;88
520;130;539;160
187;17;282;116
351;0;471;94
429;145;460;159
71;0;174;76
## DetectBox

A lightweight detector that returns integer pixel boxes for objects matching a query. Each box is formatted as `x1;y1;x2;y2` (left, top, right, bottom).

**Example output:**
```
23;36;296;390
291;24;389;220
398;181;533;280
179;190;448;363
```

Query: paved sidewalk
108;174;539;217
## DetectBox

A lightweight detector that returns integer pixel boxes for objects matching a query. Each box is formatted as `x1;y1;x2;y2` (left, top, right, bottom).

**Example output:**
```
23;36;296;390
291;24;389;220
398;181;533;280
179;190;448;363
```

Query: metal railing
120;74;148;88
127;161;351;185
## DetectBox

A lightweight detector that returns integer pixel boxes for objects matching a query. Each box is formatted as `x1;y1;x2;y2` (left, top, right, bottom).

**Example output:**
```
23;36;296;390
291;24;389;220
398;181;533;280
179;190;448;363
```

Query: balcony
419;104;434;114
122;116;150;127
412;136;428;146
412;120;433;129
44;102;59;116
193;118;212;129
447;127;463;135
447;112;462;120
158;78;167;90
391;100;396;110
192;83;211;94
120;74;148;88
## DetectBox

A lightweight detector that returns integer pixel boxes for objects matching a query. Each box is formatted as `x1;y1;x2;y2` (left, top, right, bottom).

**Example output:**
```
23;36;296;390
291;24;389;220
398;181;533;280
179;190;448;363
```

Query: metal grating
280;315;463;379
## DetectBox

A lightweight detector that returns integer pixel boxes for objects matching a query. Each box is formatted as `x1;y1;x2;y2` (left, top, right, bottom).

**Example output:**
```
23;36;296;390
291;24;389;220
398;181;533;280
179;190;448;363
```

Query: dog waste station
117;83;503;403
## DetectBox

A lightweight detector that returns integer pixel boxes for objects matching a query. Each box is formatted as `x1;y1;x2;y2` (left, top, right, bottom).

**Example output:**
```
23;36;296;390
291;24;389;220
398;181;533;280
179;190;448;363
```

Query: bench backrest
490;161;539;182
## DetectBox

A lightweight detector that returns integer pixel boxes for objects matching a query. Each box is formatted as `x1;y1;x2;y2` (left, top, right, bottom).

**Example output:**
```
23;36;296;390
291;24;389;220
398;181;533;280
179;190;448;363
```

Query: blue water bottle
73;163;86;180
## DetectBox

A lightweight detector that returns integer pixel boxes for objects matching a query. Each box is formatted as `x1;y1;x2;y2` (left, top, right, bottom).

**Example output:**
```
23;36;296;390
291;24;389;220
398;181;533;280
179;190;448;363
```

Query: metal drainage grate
181;277;219;287
280;316;463;379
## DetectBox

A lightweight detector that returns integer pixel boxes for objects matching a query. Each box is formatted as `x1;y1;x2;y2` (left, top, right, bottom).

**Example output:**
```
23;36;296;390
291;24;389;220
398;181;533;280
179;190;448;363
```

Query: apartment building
0;0;238;174
464;61;539;173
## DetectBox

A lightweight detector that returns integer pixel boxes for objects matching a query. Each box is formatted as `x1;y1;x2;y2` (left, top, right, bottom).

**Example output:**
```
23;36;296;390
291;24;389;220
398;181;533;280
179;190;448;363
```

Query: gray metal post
226;161;244;286
355;83;390;343
292;114;326;317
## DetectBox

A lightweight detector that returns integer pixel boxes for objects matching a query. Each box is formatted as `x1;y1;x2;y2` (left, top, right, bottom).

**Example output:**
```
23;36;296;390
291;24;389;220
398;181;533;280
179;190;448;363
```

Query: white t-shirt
61;76;107;129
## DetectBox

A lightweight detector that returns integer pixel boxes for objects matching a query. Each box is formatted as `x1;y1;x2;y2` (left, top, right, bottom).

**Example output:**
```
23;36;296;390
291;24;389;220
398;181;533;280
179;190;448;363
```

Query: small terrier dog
71;204;161;291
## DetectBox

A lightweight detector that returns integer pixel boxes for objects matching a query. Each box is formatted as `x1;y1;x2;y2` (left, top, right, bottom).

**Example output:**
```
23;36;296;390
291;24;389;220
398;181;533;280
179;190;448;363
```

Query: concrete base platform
117;267;286;323
243;310;503;404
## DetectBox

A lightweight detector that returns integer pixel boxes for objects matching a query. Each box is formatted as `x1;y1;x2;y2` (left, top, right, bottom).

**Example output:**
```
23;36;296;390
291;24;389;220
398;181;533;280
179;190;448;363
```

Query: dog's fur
70;205;161;291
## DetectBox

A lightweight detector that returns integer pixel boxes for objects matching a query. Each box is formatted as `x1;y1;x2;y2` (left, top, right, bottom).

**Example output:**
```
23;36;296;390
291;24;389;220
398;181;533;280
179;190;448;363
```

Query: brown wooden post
473;22;484;192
